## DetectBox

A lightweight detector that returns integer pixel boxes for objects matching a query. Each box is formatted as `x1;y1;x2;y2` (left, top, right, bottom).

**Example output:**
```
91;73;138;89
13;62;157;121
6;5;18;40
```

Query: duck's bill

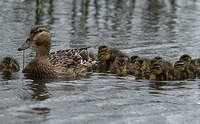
18;38;32;51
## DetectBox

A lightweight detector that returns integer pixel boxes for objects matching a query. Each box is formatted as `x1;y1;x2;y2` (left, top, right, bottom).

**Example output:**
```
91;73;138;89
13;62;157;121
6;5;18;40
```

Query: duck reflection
35;0;44;25
70;0;89;46
148;80;186;95
47;0;55;26
27;80;50;101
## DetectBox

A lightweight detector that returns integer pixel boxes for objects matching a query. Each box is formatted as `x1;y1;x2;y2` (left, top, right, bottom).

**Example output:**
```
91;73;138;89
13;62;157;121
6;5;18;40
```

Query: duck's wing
49;47;97;72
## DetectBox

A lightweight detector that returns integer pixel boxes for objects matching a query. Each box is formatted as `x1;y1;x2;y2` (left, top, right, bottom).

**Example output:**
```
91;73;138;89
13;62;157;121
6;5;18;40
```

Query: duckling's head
18;26;51;57
151;63;162;75
97;45;110;63
151;56;163;65
113;56;129;76
130;56;140;63
0;57;20;73
179;54;192;64
132;59;142;71
174;60;186;72
154;56;163;63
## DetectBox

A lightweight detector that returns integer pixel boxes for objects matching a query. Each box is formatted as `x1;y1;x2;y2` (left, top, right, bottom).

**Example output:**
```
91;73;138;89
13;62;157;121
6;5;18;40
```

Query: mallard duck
140;58;151;79
151;56;173;68
179;54;192;65
129;58;151;78
149;62;175;81
18;26;95;78
130;56;140;63
0;57;20;73
96;45;125;73
174;60;196;80
96;45;111;72
129;59;142;77
110;54;129;76
149;63;164;80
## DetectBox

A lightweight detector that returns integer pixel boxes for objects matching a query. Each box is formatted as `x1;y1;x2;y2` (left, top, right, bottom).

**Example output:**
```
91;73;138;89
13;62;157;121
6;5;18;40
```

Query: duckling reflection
110;55;129;76
0;57;20;73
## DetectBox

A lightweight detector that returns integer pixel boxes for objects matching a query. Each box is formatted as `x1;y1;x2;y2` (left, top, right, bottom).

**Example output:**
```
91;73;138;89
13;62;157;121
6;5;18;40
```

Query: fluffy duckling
151;56;173;68
149;63;165;80
97;45;125;73
129;58;151;78
18;26;94;78
140;58;151;79
149;62;174;81
110;55;129;76
129;59;142;77
130;56;140;63
174;60;196;80
179;54;192;65
0;57;20;73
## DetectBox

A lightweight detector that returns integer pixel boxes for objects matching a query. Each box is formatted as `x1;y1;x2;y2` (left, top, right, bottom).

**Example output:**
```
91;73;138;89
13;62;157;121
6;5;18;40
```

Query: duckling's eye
39;29;43;33
117;62;121;65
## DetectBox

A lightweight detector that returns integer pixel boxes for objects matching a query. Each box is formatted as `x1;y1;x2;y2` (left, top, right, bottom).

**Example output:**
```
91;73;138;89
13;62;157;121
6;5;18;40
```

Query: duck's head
151;56;163;65
154;56;163;63
0;57;20;73
179;54;191;64
132;59;142;71
130;56;140;63
18;26;51;57
151;63;162;75
113;56;129;76
174;60;186;72
97;45;110;63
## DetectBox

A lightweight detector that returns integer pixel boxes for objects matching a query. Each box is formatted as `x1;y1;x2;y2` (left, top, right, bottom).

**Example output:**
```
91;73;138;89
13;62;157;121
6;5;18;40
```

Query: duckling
18;26;95;78
174;60;196;80
110;55;129;76
191;58;200;77
97;45;125;73
140;58;152;79
130;55;140;63
129;58;151;78
151;56;173;68
179;54;192;65
149;62;174;81
0;57;20;73
149;63;165;80
129;59;142;77
96;45;111;72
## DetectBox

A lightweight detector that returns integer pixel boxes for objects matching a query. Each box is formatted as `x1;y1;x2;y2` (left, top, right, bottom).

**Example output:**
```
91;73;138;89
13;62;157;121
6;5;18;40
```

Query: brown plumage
18;26;96;78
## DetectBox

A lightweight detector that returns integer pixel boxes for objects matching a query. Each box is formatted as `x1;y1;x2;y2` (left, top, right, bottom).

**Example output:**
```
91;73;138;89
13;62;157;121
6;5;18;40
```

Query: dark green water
1;0;200;124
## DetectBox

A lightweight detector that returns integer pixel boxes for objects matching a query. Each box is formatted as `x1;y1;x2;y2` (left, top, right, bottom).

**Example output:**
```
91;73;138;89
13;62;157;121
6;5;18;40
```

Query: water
1;0;200;124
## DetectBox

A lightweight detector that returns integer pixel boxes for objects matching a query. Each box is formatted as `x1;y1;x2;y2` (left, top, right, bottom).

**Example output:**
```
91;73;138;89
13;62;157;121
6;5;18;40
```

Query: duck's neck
36;44;50;60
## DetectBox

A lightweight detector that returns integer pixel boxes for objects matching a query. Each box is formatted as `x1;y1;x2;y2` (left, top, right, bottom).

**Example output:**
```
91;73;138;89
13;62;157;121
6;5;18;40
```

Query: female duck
18;26;94;78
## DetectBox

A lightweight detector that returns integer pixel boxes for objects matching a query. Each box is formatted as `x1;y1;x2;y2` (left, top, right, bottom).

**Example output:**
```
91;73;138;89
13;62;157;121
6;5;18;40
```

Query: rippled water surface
1;0;200;124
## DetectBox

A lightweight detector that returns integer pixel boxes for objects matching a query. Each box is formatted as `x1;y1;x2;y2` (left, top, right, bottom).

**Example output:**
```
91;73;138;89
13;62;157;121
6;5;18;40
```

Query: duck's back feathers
49;47;96;74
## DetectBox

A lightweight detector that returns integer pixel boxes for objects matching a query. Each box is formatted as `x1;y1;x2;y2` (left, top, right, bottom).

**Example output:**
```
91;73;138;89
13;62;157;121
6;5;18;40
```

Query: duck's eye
39;29;43;33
